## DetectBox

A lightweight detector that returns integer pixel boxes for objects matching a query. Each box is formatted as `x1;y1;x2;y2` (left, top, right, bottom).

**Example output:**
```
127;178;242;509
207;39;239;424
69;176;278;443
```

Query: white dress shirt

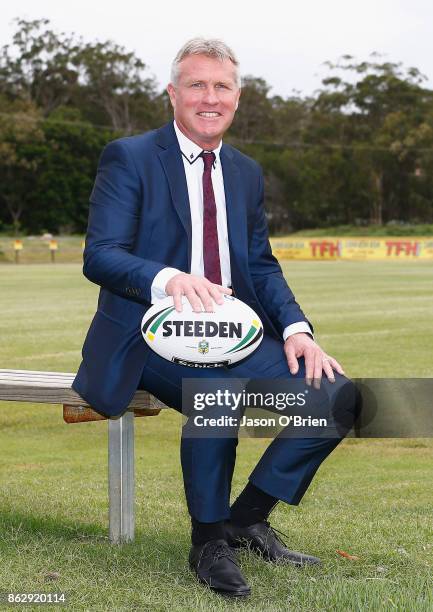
150;121;311;341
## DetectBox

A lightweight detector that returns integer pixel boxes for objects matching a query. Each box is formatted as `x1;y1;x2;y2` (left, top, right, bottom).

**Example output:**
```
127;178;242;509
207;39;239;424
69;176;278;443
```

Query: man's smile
167;54;239;147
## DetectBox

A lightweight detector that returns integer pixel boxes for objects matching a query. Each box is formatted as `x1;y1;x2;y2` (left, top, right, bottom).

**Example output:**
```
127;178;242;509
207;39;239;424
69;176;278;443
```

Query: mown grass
0;262;432;611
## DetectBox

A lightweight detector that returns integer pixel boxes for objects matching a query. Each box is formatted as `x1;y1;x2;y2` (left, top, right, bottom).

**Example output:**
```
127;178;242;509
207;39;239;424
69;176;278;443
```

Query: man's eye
191;82;204;88
216;84;229;89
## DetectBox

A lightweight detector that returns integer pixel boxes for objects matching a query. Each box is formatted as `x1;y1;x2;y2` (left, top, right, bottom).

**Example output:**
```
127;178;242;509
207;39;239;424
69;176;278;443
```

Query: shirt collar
173;120;222;167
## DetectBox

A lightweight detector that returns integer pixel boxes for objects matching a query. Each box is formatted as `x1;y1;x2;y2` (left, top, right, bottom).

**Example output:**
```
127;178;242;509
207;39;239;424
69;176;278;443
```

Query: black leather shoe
189;539;251;597
226;521;321;566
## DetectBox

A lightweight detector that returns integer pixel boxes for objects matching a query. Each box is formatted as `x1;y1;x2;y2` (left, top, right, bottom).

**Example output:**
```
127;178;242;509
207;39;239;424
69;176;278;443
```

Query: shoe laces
209;541;237;564
263;520;289;547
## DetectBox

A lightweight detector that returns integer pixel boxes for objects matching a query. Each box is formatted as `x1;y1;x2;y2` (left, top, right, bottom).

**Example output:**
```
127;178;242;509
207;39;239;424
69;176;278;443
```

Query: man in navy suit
74;38;356;597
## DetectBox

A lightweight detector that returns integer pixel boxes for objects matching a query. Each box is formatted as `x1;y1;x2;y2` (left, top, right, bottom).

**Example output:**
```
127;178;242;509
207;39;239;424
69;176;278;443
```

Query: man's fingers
322;358;335;383
304;349;315;386
322;354;346;382
209;284;233;305
220;286;232;295
190;280;229;311
209;284;226;305
329;357;345;375
323;355;345;378
184;287;204;312
166;274;233;312
194;283;214;312
285;342;299;375
313;351;324;389
284;333;346;388
172;289;184;313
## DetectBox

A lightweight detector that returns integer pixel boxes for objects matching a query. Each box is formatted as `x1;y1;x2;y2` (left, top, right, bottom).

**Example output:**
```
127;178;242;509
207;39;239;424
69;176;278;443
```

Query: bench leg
108;411;135;543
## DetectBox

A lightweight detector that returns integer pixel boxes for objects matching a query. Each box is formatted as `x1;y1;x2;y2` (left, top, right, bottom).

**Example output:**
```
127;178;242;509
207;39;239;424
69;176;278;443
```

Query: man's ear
167;83;176;109
235;89;241;110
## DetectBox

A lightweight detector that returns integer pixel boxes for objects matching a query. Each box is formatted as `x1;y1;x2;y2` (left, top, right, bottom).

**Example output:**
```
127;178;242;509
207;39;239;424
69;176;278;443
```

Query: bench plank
0;369;166;410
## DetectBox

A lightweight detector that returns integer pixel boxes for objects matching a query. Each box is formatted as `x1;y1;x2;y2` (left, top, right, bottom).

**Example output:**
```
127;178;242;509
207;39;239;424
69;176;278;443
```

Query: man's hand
165;273;232;312
284;332;345;388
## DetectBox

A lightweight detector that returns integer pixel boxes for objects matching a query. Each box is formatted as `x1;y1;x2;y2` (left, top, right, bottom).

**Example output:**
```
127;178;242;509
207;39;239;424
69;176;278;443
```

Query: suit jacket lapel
155;125;249;284
220;145;249;287
156;123;192;265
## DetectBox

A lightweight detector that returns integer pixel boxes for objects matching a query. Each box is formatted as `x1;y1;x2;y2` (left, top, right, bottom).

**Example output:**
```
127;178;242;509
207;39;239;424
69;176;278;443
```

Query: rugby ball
141;295;263;368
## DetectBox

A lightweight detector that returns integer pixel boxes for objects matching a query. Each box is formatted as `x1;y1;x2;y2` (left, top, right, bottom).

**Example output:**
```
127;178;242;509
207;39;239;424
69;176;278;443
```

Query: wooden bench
0;369;167;544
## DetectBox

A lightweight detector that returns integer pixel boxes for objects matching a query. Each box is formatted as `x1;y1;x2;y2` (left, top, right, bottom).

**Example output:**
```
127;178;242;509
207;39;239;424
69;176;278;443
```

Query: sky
1;0;432;97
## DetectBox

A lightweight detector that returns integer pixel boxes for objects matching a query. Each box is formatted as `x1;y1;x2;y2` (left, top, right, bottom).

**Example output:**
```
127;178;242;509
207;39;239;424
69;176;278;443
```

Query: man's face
167;54;240;149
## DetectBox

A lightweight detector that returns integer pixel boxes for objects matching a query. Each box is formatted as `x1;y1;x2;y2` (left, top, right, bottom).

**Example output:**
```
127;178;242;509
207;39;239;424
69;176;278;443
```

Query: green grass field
0;261;432;611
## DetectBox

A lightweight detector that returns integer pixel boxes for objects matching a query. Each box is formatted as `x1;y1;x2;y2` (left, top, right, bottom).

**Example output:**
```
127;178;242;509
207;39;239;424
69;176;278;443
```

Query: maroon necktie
201;151;222;285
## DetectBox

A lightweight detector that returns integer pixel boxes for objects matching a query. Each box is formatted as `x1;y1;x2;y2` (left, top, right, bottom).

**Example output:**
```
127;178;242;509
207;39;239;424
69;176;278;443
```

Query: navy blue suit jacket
73;122;310;417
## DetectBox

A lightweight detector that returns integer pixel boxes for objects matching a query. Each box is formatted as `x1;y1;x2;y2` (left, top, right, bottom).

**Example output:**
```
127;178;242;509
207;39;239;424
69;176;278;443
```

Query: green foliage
0;18;80;115
26;108;115;233
0;98;45;233
0;101;114;233
0;19;432;233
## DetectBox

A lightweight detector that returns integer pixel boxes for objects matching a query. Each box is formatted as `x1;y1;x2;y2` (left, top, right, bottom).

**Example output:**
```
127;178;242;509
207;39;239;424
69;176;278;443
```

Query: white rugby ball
141;295;263;368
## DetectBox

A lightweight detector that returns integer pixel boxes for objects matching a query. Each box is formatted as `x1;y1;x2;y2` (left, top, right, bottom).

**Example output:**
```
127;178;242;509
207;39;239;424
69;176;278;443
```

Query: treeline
1;18;433;234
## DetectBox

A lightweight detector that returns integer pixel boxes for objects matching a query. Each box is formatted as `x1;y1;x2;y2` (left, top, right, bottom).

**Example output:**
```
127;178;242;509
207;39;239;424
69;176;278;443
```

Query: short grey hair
170;38;241;87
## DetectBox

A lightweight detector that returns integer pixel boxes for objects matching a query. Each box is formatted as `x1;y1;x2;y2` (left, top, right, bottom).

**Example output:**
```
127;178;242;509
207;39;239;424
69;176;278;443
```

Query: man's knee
327;374;361;438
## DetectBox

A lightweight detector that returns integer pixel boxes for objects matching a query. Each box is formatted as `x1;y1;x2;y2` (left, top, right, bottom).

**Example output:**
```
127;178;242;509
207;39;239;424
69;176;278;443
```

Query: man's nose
202;86;219;104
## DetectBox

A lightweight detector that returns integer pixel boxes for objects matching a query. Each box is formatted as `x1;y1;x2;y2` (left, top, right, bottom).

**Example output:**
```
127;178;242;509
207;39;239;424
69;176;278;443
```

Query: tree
0;18;165;134
230;76;276;141
0;98;45;233
2;18;433;233
74;41;161;133
24;106;115;233
313;55;433;224
0;18;80;115
271;94;312;145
